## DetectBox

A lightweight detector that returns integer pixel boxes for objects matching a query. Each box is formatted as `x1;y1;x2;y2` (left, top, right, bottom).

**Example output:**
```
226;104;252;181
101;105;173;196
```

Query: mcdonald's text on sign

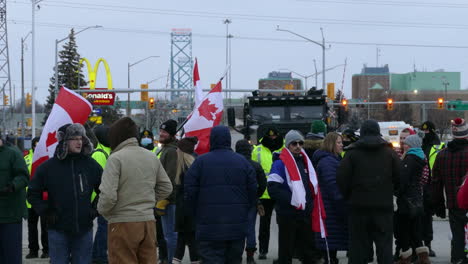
85;91;116;105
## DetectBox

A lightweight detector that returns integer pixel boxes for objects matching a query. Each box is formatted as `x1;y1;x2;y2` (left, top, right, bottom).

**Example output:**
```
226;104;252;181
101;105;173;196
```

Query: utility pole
442;80;450;100
0;0;12;134
313;59;318;88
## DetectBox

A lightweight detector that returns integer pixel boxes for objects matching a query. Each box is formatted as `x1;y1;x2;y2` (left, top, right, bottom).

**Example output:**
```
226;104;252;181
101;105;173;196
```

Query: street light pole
31;0;42;138
54;25;102;96
127;56;160;116
313;59;318;88
277;26;327;95
21;32;31;138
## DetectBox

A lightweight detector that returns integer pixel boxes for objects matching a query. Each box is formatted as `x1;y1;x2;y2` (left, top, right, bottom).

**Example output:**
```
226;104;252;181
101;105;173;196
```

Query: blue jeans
0;222;22;264
161;204;178;264
198;239;245;264
48;229;93;264
92;215;108;262
246;206;257;249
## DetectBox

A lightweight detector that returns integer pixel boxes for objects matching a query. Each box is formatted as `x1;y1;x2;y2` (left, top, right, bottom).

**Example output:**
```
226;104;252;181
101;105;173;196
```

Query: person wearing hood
312;132;347;264
432;118;468;264
236;139;267;264
420;121;445;257
91;125;111;264
157;119;179;264
0;133;29;264
395;135;430;264
24;137;49;260
28;123;103;264
340;128;360;159
184;126;257;263
140;129;157;152
337;120;400;264
98;117;173;263
251;126;284;260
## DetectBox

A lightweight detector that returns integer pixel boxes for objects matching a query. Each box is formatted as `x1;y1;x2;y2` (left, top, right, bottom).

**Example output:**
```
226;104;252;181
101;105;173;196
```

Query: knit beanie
55;123;93;160
452;118;468;139
404;134;422;148
235;139;253;159
109;117;138;150
360;120;381;137
285;130;305;147
177;137;198;154
160;119;178;136
94;125;110;148
310;120;327;137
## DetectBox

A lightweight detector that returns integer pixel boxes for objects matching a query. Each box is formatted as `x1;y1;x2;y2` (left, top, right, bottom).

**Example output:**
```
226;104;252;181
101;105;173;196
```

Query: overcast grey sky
6;0;468;104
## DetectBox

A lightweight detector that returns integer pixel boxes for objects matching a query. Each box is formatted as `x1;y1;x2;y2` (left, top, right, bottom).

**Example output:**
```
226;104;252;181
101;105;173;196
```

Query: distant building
351;65;468;125
258;71;302;96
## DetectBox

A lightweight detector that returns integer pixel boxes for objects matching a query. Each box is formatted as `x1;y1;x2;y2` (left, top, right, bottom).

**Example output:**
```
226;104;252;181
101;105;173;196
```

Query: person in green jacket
251;126;284;260
0;134;29;264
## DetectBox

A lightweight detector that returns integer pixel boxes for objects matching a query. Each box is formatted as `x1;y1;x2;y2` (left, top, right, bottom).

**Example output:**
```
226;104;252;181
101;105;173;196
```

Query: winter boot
415;247;431;264
246;248;257;264
25;250;39;259
396;248;413;264
425;241;436;257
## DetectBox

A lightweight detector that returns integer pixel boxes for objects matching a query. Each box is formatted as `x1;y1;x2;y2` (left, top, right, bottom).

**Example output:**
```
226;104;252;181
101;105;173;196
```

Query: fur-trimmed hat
160;119;178;136
109;117;138;150
177;137;198;154
452;118;468;139
55;123;93;160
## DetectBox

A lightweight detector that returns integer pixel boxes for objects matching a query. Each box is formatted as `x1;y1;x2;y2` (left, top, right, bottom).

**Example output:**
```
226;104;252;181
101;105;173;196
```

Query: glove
89;208;99;220
155;200;170;216
434;206;446;219
0;184;14;196
257;202;265;217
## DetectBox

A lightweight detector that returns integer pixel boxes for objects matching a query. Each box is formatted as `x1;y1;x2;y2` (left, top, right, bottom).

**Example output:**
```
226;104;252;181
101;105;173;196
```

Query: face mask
141;137;152;147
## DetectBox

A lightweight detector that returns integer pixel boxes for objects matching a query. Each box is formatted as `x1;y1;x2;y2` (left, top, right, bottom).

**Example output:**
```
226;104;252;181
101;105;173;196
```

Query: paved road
23;217;451;264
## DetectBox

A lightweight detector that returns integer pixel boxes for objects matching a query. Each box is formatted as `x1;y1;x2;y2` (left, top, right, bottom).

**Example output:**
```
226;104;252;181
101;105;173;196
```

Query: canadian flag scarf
280;148;327;238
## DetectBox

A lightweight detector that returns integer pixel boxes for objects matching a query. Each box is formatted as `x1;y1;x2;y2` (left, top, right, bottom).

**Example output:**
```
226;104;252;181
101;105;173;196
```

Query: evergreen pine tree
42;29;87;125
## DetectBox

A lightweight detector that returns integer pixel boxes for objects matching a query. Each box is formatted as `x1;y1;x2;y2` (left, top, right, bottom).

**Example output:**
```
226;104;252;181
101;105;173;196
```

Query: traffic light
327;83;335;100
140;84;148;102
341;99;348;111
148;97;155;109
437;98;444;109
26;93;32;107
387;98;394;110
3;95;8;105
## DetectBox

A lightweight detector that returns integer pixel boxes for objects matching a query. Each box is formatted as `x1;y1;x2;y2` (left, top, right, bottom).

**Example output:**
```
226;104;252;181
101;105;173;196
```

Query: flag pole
177;65;229;137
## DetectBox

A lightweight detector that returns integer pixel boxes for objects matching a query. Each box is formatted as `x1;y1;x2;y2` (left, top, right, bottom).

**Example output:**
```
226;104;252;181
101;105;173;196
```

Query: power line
296;0;468;9
9;19;468;49
10;0;468;30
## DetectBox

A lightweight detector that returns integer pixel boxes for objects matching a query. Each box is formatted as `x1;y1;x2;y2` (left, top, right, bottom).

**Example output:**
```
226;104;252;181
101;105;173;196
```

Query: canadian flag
31;87;93;179
184;81;223;155
193;58;204;107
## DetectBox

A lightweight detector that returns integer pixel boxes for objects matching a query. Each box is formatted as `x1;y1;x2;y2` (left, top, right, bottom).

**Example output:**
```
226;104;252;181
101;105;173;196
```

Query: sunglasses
291;141;304;147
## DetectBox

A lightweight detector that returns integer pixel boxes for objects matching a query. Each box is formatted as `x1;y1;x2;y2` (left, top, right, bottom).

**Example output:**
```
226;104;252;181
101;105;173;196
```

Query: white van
378;121;413;148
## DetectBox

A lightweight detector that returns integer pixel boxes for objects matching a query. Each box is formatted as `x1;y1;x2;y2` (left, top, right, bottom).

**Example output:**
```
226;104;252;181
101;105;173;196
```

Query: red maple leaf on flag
46;131;58;151
198;99;219;121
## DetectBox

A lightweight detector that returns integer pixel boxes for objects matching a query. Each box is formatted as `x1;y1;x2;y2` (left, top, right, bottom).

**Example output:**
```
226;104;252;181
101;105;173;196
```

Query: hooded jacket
98;138;173;223
337;135;400;210
432;138;468;209
184;126;257;241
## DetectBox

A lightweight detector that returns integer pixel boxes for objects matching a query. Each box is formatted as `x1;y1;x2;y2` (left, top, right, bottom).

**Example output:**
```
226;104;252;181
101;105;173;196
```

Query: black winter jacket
397;153;426;215
28;154;102;235
337;136;400;210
